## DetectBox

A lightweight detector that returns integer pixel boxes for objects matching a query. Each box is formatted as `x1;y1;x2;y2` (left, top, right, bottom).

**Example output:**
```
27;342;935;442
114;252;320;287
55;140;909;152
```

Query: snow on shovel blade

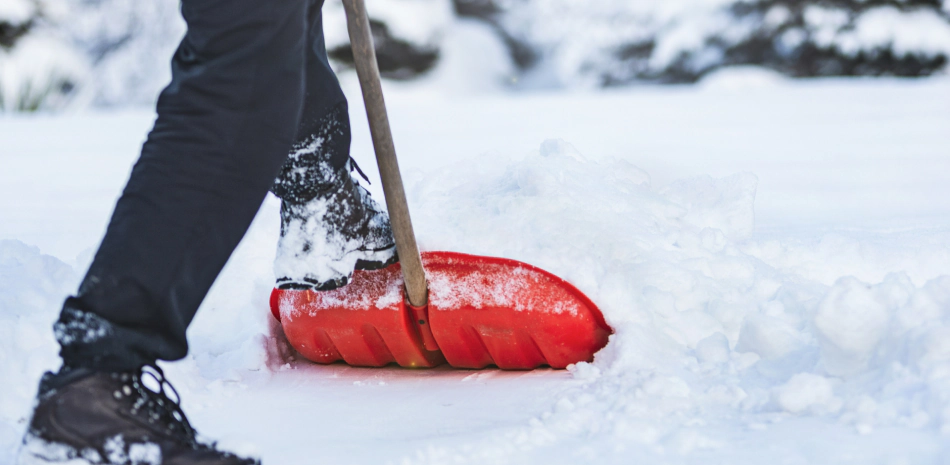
270;251;611;369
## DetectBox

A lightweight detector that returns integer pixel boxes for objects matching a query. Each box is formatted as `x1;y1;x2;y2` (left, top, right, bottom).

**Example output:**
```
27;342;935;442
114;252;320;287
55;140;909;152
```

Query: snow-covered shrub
51;0;449;107
722;1;950;78
324;0;454;79
459;0;950;85
59;0;184;106
5;0;949;111
0;0;89;112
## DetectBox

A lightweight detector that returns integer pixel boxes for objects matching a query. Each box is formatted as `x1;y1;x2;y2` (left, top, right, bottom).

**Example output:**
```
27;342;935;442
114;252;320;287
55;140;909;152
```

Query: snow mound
402;139;950;463
0;240;75;455
2;132;949;463
699;66;789;91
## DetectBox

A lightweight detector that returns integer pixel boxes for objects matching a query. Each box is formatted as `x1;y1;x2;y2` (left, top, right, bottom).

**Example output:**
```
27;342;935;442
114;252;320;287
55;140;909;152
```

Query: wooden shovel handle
342;0;428;307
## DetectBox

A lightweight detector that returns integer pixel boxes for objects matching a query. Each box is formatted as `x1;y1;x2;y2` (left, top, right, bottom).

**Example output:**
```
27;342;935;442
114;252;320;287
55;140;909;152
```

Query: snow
698;66;788;90
57;0;186;107
273;194;366;288
773;373;840;415
323;0;453;52
278;265;404;317
0;33;90;112
839;7;950;57
6;0;949;112
498;0;762;85
0;0;35;25
415;19;517;93
427;260;582;315
491;1;950;85
803;5;851;49
2;77;950;463
814;277;895;377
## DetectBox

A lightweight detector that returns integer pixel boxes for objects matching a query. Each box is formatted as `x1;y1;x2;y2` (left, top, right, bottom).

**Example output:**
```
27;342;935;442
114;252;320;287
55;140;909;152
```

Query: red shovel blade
270;252;611;369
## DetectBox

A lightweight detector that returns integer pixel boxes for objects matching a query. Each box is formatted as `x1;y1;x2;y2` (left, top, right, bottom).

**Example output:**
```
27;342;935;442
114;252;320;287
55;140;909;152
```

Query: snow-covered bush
60;0;184;107
43;0;450;106
720;1;950;78
324;0;454;79
4;0;950;111
0;0;89;112
459;0;950;85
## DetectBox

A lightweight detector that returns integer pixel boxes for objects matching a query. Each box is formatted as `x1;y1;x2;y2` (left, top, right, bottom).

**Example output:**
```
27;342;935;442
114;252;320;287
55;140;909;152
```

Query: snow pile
0;207;277;461
400;139;950;463
0;241;75;453
1;90;948;462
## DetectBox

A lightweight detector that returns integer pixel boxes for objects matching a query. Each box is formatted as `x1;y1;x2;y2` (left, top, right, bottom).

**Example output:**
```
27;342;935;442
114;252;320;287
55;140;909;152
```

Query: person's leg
273;0;350;199
270;0;397;291
21;0;310;463
53;0;309;372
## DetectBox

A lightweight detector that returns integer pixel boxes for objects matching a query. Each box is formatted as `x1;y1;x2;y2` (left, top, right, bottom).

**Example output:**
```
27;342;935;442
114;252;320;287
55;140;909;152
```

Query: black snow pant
55;0;350;372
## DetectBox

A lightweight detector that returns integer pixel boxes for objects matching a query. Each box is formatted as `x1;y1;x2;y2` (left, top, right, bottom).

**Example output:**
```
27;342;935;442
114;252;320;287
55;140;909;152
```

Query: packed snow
1;76;950;464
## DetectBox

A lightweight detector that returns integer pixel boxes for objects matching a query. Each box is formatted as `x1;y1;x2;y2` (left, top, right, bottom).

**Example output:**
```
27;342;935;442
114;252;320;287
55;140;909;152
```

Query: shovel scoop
269;0;611;369
271;252;610;369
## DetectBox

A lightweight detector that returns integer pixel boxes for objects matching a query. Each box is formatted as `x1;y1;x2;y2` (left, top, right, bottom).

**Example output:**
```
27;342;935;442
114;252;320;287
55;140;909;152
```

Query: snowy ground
2;75;949;464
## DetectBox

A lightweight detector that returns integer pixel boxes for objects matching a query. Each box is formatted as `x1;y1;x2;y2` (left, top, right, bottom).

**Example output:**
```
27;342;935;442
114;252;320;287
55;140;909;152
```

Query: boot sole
355;247;399;271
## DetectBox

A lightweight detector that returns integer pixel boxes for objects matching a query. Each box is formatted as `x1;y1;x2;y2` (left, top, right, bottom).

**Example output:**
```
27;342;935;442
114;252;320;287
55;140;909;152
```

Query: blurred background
1;0;949;112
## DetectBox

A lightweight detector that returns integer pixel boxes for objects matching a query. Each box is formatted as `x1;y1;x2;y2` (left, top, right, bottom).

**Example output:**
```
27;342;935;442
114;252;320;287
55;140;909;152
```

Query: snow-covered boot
273;160;397;291
18;366;258;465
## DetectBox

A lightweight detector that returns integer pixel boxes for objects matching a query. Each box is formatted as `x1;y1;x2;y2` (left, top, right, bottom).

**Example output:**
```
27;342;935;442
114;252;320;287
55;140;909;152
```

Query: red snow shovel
269;0;611;369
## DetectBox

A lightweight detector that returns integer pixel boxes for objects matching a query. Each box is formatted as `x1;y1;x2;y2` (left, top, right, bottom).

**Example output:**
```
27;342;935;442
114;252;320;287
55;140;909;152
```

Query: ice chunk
773;373;840;414
814;277;893;377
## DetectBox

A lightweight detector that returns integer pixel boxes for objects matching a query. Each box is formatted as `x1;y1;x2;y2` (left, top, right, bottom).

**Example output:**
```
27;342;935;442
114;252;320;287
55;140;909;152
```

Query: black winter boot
17;366;258;465
271;102;397;292
273;160;397;291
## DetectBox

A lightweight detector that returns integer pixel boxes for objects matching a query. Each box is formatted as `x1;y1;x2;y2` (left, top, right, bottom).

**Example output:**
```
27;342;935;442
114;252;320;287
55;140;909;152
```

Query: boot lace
118;364;198;446
348;157;371;184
